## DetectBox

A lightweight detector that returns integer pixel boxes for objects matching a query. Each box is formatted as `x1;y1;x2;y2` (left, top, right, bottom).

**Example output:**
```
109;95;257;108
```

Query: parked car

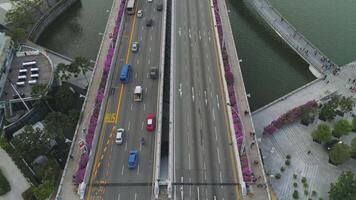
146;114;156;132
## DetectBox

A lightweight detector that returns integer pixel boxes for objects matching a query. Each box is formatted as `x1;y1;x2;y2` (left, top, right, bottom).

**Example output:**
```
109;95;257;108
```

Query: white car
131;42;139;52
148;0;153;2
116;128;124;144
137;10;143;18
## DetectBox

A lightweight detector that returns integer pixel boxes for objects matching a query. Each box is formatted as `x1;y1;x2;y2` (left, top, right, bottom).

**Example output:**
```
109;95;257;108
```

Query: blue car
128;150;138;169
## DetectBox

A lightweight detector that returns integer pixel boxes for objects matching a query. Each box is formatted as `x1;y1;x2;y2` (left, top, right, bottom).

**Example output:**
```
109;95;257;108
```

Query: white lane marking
204;90;207;105
208;36;211;41
206;54;208;59
178;27;182;36
128;121;131;130
189;28;191;38
197;187;200;200
179;83;182;97
147;73;149;78
217;148;221;164
137;59;140;65
121;165;125;175
141;26;143;30
192;87;195;102
205;190;208;200
141;121;144;130
140;142;142;151
140;36;143;41
209;77;211;84
212;109;215;121
144;103;146;111
145;87;148;94
149;47;152;52
134;193;137;200
150;35;153;40
216;95;220;110
199;30;201;40
188;153;191;170
130;104;133;111
203;162;206;170
189;177;192;197
210;91;213;97
215;126;218;141
117;193;120;200
204;170;207;180
180;176;184;199
220;171;223;183
135;72;137;79
148;59;151;65
137;164;140;175
125;142;127;151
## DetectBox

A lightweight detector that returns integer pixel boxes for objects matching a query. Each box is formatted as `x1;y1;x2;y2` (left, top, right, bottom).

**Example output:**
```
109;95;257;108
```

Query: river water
38;0;356;110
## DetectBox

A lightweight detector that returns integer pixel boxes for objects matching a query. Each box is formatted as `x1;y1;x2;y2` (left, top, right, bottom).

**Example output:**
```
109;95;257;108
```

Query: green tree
0;169;11;195
333;119;352;138
56;63;72;81
329;171;356;200
33;158;60;183
312;124;332;143
5;2;35;28
352;117;356;132
329;143;351;165
351;138;356;159
43;112;69;140
339;96;355;113
33;180;54;200
319;96;339;121
6;27;26;45
53;87;76;112
70;56;91;84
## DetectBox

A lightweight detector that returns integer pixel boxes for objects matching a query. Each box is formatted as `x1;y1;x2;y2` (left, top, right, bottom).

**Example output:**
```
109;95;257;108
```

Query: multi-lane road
86;0;164;199
172;0;240;199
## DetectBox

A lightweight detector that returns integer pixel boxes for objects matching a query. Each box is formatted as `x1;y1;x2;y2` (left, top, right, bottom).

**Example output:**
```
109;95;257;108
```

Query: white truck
134;86;143;102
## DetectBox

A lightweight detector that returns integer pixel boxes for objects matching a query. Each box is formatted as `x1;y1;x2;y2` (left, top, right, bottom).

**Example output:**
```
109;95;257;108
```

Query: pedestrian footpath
0;148;30;200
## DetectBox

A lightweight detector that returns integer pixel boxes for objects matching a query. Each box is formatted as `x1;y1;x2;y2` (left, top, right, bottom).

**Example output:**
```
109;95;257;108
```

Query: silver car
131;42;139;52
137;10;143;18
116;128;124;144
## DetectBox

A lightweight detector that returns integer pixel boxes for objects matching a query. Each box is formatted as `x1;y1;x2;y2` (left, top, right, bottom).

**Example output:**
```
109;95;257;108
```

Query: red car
146;114;156;132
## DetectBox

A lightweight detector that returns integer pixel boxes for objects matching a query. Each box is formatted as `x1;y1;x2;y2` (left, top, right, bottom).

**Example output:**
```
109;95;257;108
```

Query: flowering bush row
73;0;127;184
263;100;318;135
212;0;251;182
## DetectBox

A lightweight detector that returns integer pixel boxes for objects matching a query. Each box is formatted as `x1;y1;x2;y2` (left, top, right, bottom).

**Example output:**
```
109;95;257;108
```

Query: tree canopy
319;96;339;121
339;96;355;113
351;138;356;159
329;171;356;200
329;143;351;165
333;119;352;138
43;112;69;140
311;123;332;143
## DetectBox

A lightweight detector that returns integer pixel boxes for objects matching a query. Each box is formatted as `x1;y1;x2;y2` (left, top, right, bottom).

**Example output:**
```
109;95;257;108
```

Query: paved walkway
55;0;122;198
253;60;356;199
218;0;270;199
249;0;338;75
0;148;30;200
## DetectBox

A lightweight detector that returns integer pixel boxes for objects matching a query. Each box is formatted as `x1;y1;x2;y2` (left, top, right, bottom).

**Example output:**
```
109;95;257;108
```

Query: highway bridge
56;0;271;199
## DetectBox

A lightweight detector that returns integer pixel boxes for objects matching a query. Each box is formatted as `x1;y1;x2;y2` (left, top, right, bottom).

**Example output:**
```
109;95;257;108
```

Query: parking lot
0;46;52;101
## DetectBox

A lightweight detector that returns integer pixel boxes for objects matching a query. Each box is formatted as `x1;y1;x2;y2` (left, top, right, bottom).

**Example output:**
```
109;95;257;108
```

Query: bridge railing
249;0;338;75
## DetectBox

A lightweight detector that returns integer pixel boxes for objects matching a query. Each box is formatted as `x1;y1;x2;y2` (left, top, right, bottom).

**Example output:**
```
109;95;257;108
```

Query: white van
116;128;124;144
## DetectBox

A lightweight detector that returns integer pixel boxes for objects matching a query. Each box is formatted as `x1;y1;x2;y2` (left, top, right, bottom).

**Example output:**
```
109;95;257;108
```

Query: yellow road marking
104;113;116;123
87;5;139;200
207;1;241;199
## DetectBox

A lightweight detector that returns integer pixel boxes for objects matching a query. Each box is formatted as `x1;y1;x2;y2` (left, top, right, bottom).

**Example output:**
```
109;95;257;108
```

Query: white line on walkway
216;95;220;110
192;87;195;102
214;126;218;141
144;103;146;111
117;193;120;200
197;187;200;200
128;121;131;130
204;90;208;105
188;153;191;170
141;121;144;130
121;165;125;175
137;164;140;175
217;148;221;164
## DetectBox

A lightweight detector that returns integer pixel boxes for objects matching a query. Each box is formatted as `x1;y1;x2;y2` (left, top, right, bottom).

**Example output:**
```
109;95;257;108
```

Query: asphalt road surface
172;0;240;199
86;0;164;199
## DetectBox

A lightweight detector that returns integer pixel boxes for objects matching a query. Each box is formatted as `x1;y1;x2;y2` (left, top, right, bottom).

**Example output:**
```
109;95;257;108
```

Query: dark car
146;19;153;27
149;67;159;79
157;4;163;11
